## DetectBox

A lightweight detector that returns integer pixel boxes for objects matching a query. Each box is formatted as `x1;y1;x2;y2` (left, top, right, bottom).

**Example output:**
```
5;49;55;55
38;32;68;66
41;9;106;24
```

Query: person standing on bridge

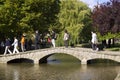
91;31;99;51
12;37;19;54
51;30;56;48
35;30;40;49
20;34;26;52
4;38;12;55
63;30;70;48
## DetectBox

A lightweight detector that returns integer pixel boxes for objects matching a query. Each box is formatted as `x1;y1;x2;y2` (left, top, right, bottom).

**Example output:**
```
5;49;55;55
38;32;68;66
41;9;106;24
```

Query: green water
0;54;120;80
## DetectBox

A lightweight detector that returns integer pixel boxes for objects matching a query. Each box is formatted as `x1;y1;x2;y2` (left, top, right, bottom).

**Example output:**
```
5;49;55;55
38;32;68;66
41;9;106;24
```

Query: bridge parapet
0;47;120;64
115;73;120;80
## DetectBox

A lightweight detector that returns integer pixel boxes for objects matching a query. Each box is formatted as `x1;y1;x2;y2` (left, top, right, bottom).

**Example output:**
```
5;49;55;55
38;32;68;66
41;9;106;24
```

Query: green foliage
98;32;120;41
0;0;92;46
0;0;31;37
0;0;60;39
56;0;92;46
27;0;60;32
92;0;120;40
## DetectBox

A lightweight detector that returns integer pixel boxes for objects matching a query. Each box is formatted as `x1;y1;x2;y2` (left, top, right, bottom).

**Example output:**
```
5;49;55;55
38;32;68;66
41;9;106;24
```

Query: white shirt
91;33;98;44
12;39;18;47
64;33;69;40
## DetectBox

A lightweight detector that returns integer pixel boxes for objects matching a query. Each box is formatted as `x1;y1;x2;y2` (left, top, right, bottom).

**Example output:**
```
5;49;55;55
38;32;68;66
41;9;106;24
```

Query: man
4;38;12;55
35;30;40;49
12;37;19;54
91;31;99;51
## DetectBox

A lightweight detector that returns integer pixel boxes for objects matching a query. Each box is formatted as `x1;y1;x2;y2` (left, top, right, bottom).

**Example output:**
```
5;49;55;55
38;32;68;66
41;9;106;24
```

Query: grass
105;43;120;51
76;43;120;51
106;48;120;51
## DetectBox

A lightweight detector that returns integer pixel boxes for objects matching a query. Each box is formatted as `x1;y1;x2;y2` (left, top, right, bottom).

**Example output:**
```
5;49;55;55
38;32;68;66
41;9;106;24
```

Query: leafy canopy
92;0;120;40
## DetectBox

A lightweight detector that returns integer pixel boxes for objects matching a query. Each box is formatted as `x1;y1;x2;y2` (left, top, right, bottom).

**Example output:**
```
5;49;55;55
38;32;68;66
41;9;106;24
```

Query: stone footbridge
0;47;120;64
115;73;120;80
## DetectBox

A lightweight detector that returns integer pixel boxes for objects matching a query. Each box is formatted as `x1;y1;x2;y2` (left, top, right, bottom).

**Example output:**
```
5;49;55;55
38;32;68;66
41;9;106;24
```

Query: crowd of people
0;29;99;55
0;29;71;55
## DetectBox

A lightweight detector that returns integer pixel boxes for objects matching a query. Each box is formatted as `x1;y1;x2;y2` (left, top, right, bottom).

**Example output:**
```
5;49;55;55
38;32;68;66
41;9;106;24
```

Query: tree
0;0;60;39
0;0;26;37
56;0;92;46
92;0;120;41
26;0;60;32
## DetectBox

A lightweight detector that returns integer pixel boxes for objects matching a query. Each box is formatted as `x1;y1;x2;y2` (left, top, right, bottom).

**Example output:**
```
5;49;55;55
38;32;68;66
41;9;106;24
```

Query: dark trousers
92;43;97;50
35;42;40;49
64;40;68;48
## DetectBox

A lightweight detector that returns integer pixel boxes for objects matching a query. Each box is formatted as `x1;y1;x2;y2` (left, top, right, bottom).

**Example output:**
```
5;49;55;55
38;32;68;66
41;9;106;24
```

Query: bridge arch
87;58;120;64
38;53;81;64
7;58;34;64
87;56;120;64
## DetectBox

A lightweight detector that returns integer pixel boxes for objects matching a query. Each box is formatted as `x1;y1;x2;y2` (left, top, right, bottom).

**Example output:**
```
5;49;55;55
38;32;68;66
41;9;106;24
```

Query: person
91;31;99;51
63;30;69;48
4;38;12;55
12;37;19;54
51;30;56;48
28;38;33;50
0;41;5;53
20;35;25;52
47;36;51;47
35;30;40;49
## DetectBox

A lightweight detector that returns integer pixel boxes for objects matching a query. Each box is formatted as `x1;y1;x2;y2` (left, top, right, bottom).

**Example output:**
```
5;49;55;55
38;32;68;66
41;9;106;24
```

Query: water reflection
0;63;119;80
0;54;120;80
13;69;19;80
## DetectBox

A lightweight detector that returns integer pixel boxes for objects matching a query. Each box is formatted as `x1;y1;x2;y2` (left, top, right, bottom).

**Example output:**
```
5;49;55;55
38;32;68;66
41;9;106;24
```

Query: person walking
63;30;69;48
12;37;19;54
4;38;12;55
91;31;99;51
20;35;25;52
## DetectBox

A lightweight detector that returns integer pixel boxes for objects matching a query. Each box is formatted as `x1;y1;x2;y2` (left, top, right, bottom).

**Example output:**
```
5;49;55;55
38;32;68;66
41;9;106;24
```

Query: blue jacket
5;39;11;46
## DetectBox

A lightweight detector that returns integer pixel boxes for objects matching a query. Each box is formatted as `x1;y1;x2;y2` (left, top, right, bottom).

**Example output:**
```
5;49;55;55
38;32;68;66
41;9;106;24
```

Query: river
0;54;120;80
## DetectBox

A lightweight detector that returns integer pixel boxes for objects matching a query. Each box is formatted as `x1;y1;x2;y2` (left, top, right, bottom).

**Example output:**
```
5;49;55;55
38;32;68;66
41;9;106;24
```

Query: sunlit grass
105;43;120;51
76;43;120;51
106;47;120;51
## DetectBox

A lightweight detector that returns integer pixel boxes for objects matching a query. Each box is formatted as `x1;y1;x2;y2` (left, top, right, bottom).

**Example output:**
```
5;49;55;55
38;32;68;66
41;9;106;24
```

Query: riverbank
77;43;120;51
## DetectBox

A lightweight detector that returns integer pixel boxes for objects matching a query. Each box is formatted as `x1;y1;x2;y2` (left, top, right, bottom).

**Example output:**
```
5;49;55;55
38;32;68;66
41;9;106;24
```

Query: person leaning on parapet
4;38;12;55
12;37;19;54
91;31;99;51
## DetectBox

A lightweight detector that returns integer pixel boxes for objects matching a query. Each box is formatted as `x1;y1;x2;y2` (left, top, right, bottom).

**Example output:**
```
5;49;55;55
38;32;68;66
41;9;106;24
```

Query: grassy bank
76;43;120;51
